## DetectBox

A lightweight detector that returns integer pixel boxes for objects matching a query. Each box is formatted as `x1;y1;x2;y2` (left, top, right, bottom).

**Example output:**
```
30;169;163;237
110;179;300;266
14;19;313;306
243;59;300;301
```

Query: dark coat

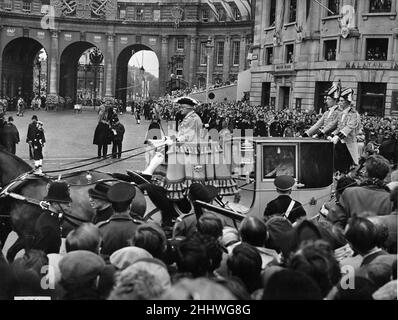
264;195;307;224
93;205;114;225
93;121;112;145
32;129;45;160
26;122;38;143
97;214;142;255
32;210;62;254
111;122;125;142
2;123;20;152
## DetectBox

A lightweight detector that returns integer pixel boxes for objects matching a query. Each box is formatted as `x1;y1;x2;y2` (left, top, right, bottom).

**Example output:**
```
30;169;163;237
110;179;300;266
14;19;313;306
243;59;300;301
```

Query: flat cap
107;182;136;203
110;246;152;270
274;175;295;191
59;250;105;284
88;181;111;201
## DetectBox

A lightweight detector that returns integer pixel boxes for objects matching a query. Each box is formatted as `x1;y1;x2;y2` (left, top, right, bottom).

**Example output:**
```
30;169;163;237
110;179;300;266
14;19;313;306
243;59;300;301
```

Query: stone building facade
0;0;253;104
250;0;398;116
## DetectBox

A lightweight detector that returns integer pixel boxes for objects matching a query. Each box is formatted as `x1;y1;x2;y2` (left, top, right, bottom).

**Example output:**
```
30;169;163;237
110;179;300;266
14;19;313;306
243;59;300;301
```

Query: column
208;37;214;84
48;30;59;95
239;35;247;72
223;35;231;81
104;33;115;98
159;35;169;95
188;36;197;86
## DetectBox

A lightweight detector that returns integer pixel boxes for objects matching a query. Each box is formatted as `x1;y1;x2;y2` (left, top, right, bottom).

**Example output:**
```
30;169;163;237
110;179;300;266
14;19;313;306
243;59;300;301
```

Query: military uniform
306;105;341;137
97;214;142;256
93;205;113;225
323;105;361;170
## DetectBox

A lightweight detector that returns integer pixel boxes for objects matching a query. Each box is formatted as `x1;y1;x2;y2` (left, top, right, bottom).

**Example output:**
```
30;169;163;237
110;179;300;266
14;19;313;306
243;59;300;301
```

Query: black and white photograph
0;0;397;307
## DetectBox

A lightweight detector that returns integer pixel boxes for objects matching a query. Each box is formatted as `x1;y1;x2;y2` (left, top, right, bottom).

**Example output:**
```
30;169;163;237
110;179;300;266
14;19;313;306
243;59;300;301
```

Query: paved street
8;107;151;175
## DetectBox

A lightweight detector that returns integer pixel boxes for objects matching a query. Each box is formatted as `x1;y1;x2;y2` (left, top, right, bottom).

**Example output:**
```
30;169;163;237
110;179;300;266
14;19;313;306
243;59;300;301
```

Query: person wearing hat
88;182;113;224
263;175;306;224
174;97;202;143
97;182;142;256
110;116;125;159
32;120;46;174
31;181;73;254
2;116;20;154
26;115;38;160
322;87;361;173
172;183;220;239
302;82;342;138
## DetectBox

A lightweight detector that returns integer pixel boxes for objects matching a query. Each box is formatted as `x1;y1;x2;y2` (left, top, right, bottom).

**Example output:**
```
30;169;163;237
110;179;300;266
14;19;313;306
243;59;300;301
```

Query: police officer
32;121;46;174
322;88;361;173
32;181;73;254
263;175;306;225
97;182;142;256
88;182;113;224
303;83;342;138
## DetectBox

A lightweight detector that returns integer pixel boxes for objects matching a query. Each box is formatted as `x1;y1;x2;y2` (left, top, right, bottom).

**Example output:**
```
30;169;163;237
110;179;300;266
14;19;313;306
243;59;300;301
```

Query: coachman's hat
274;175;295;192
88;182;111;201
107;182;136;203
326;82;341;100
173;96;199;108
43;181;72;203
340;88;354;102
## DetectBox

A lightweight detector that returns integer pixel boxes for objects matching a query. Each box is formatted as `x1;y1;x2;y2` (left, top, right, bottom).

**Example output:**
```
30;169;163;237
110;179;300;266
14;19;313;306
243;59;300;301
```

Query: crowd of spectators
0;158;397;300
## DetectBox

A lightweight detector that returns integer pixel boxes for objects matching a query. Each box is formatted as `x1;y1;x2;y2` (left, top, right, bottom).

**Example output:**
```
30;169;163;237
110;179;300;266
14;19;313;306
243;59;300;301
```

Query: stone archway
115;44;159;105
1;37;48;105
59;41;102;104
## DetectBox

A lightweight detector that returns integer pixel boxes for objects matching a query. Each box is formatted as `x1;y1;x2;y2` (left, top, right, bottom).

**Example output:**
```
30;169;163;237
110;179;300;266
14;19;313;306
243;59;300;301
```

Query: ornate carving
171;6;184;29
89;0;115;17
161;36;168;44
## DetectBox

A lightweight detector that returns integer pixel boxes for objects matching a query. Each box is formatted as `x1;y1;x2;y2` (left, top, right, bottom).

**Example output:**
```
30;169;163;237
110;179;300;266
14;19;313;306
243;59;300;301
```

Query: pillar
239;35;247;72
188;36;197;86
159;35;169;95
48;30;59;95
105;33;115;98
223;35;231;81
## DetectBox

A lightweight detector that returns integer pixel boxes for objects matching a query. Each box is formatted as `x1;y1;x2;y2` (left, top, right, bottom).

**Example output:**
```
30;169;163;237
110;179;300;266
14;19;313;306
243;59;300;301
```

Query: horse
0;146;146;261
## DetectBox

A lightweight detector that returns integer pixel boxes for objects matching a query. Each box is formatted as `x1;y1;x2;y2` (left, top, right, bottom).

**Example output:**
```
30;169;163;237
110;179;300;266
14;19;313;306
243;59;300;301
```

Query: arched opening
115;44;159;106
59;41;104;107
1;38;48;110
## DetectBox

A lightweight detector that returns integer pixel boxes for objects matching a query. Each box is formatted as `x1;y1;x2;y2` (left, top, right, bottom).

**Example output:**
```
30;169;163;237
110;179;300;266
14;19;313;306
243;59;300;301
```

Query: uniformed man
32;181;73;254
175;97;202;143
172;183;220;240
88;181;113;224
263;175;307;225
302;83;342;138
322;88;361;173
97;182;142;256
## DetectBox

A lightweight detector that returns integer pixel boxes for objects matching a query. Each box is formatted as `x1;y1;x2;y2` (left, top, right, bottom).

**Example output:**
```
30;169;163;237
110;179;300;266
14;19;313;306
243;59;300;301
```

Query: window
358;82;386;117
119;6;126;19
314;81;333;114
263;145;297;179
369;0;392;13
324;40;337;61
198;77;206;89
176;60;183;77
269;0;276;26
265;47;274;65
328;0;340;16
3;0;12;10
136;8;144;20
232;41;240;65
202;8;209;22
261;82;271;107
366;38;388;61
288;0;297;23
200;42;207;65
233;7;241;20
22;1;32;12
177;39;184;51
216;42;224;66
286;44;294;63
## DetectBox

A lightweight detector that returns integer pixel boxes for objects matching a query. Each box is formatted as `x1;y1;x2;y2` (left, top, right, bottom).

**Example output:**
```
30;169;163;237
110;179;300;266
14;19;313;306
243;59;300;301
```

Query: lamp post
205;36;214;103
89;48;104;108
139;65;145;100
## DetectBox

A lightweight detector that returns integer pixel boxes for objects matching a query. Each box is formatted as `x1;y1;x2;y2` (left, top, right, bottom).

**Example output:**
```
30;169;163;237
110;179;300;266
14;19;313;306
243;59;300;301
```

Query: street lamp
89;48;104;108
205;36;214;103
